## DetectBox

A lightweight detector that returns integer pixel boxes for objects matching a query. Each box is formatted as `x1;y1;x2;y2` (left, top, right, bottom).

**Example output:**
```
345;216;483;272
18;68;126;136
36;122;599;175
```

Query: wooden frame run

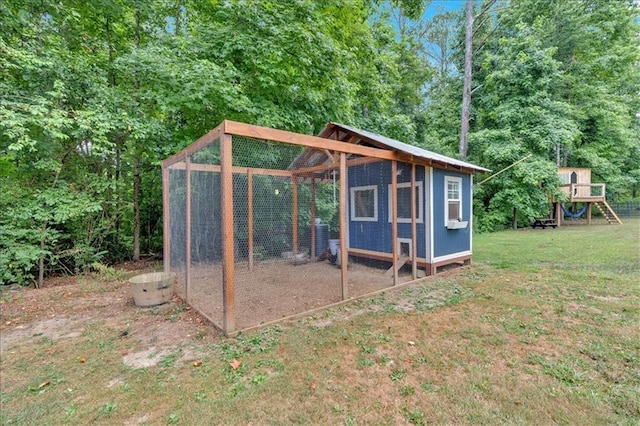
339;153;348;300
162;120;485;335
219;133;235;333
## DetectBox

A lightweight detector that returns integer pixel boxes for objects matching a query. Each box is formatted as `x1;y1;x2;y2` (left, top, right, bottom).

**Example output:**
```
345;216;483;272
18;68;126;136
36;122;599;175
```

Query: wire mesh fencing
166;132;407;333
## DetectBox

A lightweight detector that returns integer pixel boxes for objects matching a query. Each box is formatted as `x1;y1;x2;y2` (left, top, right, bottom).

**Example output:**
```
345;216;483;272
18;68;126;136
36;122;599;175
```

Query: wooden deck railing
560;183;606;201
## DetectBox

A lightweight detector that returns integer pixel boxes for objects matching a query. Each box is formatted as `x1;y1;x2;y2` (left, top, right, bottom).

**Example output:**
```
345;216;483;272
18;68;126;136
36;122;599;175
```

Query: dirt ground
181;257;416;331
0;262;219;369
0;260;436;369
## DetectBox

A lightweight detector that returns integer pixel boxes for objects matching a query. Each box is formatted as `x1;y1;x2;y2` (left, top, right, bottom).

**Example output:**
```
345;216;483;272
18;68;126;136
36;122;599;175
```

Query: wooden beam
339;153;348;300
292;145;322;170
347;247;427;265
224;120;397;161
323;149;335;162
162;121;225;168
220;133;235;334
341;135;357;144
248;170;254;271
294;156;384;176
185;156;191;303
385;256;410;277
430;254;472;274
391;160;398;285
162;166;170;273
411;164;418;280
292;176;298;256
317;123;336;139
311;180;316;259
171;162;293;177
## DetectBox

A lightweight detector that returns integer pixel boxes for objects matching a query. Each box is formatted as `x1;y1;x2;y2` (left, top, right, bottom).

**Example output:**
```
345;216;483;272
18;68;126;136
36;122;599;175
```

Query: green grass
1;220;638;425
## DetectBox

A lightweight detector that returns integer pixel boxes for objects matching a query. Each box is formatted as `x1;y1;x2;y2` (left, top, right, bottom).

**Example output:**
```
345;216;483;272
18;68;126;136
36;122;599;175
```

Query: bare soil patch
0;264;218;368
0;260;461;367
179;258;418;331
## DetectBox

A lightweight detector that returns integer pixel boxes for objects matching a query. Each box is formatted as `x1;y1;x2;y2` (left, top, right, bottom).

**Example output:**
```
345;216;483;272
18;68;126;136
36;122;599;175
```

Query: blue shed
292;123;489;275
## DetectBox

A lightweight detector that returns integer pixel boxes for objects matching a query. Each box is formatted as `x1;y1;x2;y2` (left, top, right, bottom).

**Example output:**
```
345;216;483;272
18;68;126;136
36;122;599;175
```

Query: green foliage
465;1;639;230
0;0;433;284
1;0;637;282
0;178;103;285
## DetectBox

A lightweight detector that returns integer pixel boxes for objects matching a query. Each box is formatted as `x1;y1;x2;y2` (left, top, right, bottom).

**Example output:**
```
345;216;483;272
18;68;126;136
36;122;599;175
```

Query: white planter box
447;220;468;229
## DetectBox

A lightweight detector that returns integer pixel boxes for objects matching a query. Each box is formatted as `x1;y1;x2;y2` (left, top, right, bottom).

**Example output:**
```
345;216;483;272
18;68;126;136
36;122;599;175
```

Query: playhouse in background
553;167;622;226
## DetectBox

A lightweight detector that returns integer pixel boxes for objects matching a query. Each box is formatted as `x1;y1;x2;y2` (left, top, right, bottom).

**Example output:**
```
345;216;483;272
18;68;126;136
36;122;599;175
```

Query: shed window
388;181;423;223
350;185;378;221
445;177;462;224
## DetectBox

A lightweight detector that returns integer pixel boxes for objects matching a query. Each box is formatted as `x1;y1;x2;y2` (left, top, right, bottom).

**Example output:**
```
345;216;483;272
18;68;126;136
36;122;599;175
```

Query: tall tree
1;0;432;285
459;0;474;161
468;0;639;230
459;0;500;161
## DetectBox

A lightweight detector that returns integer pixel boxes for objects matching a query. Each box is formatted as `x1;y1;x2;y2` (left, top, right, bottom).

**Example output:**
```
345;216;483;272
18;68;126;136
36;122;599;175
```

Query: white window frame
350;185;378;221
445;176;463;226
387;181;423;224
397;238;412;257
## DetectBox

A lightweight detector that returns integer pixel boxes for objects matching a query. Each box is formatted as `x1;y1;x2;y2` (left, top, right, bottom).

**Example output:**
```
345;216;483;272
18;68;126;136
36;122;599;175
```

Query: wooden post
587;202;592;225
311;179;316;259
292;175;298;255
555;202;562;227
220;133;235;334
410;164;417;280
391;161;398;285
162;166;170;273
339;153;348;300
248;170;254;271
185;156;192;303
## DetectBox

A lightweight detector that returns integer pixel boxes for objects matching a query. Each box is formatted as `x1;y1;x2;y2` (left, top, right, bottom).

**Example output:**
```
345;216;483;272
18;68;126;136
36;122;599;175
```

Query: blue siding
432;169;472;257
348;161;426;258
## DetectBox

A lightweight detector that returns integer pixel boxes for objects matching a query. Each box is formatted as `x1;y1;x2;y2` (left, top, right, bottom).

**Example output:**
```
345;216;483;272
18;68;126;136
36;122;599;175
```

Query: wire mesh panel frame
162;120;445;335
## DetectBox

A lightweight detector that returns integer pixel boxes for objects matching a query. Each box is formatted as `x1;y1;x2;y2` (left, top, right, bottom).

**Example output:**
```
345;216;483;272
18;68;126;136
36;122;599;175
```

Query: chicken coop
162;120;487;335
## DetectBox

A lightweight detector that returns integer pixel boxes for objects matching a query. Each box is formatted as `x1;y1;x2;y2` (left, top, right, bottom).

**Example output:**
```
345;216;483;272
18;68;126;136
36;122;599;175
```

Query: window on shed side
350;185;378;221
445;177;462;224
388;181;423;223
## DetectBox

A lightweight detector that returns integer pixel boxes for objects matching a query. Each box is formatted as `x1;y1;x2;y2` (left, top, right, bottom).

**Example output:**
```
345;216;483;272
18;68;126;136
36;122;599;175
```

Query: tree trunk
37;149;69;288
115;144;121;247
459;0;474;161
133;156;141;261
37;236;45;289
132;8;141;261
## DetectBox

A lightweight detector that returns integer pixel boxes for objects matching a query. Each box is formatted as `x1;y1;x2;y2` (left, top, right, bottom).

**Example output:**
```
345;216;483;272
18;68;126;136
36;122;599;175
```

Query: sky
423;0;466;19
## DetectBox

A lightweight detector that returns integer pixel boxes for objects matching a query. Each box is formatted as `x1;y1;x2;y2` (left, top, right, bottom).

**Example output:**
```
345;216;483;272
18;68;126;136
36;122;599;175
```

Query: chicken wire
166;133;405;334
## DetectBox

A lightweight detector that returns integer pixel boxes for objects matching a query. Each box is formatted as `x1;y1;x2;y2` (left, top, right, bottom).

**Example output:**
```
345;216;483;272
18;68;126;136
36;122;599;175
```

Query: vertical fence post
311;179;316;259
220;133;235;334
292;175;298;256
162;166;170;273
411;164;417;280
185;155;191;303
391;160;398;285
339;153;348;300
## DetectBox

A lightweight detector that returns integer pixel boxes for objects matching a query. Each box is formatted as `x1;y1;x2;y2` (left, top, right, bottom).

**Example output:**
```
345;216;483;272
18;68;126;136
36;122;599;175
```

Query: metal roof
287;123;489;180
330;122;489;173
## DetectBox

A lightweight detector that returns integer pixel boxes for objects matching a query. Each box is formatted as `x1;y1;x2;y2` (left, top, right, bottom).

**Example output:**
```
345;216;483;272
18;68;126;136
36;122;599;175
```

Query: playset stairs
594;201;623;224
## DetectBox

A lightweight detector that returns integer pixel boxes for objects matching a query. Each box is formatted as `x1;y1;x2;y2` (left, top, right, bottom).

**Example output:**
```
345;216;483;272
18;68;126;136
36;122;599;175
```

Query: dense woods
1;0;639;286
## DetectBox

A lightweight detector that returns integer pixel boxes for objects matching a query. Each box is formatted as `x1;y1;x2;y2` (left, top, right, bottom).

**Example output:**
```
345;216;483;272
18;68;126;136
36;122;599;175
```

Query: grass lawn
1;220;639;425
